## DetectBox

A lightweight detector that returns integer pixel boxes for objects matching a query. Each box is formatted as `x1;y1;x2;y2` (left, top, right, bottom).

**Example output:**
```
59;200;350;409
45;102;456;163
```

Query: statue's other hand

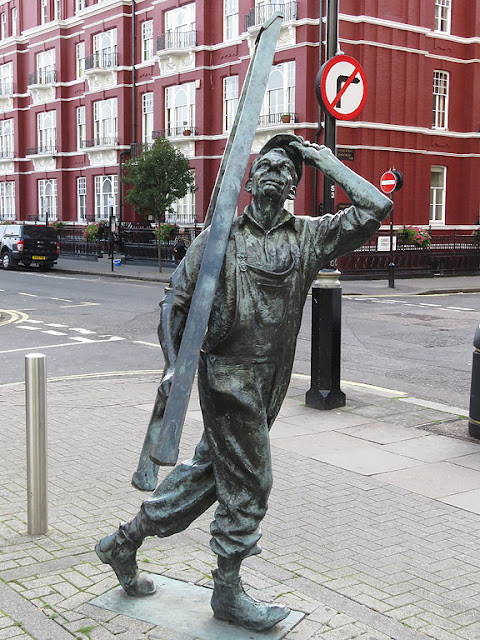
289;140;332;169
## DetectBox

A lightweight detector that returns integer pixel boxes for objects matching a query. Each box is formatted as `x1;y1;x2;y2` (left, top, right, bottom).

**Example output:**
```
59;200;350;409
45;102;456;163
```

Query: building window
142;92;154;145
76;42;85;78
11;8;17;37
260;61;295;125
76;0;87;12
434;0;451;34
432;70;449;129
95;175;117;220
77;177;86;221
141;20;153;61
92;28;117;68
37;111;56;153
223;76;238;132
40;0;48;24
0;119;14;158
1;13;7;40
164;3;195;48
166;172;196;226
0;181;15;220
76;106;85;149
165;83;195;136
430;166;446;224
37;49;56;84
93;98;118;146
38;179;57;222
0;62;13;96
54;0;61;20
223;0;238;41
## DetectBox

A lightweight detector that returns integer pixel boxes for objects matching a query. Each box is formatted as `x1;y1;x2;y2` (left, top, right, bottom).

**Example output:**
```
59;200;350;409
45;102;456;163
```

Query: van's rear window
23;226;57;239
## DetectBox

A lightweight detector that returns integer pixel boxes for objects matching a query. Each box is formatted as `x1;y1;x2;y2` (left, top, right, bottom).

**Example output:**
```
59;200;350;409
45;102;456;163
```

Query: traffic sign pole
322;0;338;217
380;169;404;289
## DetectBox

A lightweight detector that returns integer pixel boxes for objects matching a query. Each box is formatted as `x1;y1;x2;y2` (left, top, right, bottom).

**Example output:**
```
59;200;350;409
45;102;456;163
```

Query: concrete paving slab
271;432;421;475
450;452;480;471
277;410;371;431
90;574;304;640
338;422;430;444
439;488;480;515
397;396;469;416
383;434;480;462
374;461;480;498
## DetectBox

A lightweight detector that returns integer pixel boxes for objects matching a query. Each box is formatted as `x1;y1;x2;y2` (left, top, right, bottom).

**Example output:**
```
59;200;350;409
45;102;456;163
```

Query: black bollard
468;325;480;438
306;269;346;410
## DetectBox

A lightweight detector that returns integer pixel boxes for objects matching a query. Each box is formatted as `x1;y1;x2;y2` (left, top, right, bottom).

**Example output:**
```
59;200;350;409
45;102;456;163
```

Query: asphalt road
1;268;478;411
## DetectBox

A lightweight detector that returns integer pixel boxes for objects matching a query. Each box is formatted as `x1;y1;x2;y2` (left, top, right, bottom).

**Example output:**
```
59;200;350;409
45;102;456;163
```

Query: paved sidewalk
53;256;480;297
2;370;480;640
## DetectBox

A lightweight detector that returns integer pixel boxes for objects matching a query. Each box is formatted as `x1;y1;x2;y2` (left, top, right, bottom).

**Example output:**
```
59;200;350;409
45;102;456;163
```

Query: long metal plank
151;13;283;465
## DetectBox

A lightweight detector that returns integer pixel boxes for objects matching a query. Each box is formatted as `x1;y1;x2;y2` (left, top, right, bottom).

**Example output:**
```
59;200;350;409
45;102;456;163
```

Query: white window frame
76;106;86;150
95;175;118;220
165;82;195;136
430;166;447;225
76;0;87;12
11;8;17;37
434;0;451;34
223;0;238;41
142;92;154;144
93;28;117;68
223;75;238;132
432;70;449;130
141;20;153;62
166;171;196;226
0;62;13;96
1;13;7;40
37;49;56;85
164;4;195;48
93;98;118;146
0;119;14;158
54;0;61;21
76;42;85;79
0;181;15;220
37;111;56;153
77;177;87;221
38;179;57;221
40;0;48;24
260;61;295;124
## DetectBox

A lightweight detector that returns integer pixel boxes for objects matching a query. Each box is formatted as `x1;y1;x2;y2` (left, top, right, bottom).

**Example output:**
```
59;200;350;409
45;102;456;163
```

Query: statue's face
249;149;297;203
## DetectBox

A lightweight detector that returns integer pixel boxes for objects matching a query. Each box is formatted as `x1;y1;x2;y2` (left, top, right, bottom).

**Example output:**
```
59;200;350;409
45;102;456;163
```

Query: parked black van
0;224;60;270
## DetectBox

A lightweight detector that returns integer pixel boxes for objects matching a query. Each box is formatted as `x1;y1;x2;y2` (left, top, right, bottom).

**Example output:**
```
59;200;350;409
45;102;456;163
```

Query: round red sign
380;170;397;194
315;54;368;121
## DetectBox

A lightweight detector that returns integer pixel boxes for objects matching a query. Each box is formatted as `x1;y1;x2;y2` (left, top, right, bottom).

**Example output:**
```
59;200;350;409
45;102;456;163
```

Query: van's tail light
56;242;60;255
17;240;24;252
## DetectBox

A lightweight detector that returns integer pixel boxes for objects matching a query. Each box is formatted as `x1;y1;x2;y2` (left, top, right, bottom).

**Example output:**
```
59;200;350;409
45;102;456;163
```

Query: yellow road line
0;310;30;327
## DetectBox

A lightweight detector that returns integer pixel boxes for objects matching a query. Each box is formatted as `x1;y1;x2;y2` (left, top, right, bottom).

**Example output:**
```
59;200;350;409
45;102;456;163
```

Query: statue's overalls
141;222;304;561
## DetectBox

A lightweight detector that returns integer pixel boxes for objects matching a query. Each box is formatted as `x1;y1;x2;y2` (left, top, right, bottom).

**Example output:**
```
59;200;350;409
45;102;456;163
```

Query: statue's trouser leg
198;354;291;630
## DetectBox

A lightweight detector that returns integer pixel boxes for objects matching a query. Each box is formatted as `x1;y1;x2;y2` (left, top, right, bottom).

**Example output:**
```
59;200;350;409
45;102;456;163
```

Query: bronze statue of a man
95;135;392;632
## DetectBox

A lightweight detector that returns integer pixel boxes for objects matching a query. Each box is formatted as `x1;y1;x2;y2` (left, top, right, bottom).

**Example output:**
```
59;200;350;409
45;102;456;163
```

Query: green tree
122;137;196;270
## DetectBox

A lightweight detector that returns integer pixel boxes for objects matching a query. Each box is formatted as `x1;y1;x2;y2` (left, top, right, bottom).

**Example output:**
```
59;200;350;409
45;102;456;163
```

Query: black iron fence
156;30;197;51
338;232;480;278
244;1;297;29
85;50;118;70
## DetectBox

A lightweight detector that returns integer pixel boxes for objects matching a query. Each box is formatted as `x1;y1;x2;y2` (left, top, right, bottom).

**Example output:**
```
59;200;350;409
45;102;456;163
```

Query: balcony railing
164;212;196;226
244;1;297;29
0;82;14;96
84;137;119;148
154;126;197;138
26;145;57;155
85;50;118;71
28;68;57;86
156;30;197;51
258;111;297;127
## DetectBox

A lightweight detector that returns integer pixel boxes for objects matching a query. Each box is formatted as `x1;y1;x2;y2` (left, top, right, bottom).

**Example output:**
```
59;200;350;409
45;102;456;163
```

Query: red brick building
0;0;478;231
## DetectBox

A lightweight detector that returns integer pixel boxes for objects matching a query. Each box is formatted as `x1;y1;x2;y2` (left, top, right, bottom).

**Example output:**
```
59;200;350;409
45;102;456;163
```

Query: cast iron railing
156;30;197;51
85;50;118;70
245;1;297;29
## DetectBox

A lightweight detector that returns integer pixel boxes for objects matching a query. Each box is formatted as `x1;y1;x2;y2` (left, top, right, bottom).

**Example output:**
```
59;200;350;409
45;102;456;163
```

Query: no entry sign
380;169;404;194
315;54;368;120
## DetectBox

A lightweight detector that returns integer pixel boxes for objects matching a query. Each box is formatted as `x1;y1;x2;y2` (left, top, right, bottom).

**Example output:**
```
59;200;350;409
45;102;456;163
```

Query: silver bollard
25;353;48;535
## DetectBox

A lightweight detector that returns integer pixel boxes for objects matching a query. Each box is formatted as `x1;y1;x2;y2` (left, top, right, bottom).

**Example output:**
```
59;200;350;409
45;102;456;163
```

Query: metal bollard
469;326;480;439
25;353;48;535
306;269;346;410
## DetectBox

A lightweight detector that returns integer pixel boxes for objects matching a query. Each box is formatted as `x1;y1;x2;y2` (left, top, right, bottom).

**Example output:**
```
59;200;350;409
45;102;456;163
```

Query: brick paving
1;372;480;639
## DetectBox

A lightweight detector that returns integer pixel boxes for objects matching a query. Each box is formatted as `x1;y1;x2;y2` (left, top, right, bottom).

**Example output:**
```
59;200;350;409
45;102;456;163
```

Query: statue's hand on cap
289;139;334;171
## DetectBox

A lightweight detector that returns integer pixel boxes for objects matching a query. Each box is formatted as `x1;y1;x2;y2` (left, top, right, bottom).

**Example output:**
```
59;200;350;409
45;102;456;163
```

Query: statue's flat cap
256;134;305;182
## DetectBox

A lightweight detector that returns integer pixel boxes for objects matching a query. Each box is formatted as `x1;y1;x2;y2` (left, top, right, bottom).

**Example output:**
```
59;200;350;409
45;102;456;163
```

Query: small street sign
336;147;355;161
380;169;404;194
315;54;368;120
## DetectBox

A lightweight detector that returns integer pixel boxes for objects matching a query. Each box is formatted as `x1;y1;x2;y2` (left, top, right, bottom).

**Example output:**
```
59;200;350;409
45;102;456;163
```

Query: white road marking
23;319;43;324
70;337;97;343
19;292;38;297
134;341;161;348
0;338;125;354
17;326;42;331
447;306;475;311
43;330;68;336
70;327;96;334
45;323;68;328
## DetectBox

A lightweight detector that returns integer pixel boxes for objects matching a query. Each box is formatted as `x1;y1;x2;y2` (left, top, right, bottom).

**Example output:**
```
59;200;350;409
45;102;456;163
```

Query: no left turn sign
315;54;368;120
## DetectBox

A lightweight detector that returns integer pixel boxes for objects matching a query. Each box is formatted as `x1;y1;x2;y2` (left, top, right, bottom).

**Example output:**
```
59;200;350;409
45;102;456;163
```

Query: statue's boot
211;569;290;631
95;517;155;597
